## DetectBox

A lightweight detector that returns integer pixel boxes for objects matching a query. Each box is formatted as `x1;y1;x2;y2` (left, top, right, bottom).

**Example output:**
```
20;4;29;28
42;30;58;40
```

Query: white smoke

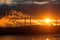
0;10;31;27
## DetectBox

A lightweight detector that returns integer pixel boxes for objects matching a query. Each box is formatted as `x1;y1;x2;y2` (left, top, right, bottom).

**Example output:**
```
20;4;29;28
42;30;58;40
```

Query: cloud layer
0;0;57;5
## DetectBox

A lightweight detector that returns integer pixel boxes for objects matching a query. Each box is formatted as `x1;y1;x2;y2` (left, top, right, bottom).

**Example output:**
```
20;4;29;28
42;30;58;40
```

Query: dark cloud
0;0;60;19
12;0;48;2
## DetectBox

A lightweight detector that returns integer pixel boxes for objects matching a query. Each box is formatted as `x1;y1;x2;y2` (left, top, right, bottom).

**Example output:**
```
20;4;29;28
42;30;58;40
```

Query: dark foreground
0;35;60;40
0;25;60;35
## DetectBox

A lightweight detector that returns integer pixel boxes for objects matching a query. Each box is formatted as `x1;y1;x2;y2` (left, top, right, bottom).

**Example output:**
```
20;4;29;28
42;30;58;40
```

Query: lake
0;34;60;40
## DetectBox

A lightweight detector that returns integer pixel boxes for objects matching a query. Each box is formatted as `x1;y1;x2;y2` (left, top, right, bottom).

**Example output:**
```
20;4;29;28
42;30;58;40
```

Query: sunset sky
0;0;60;19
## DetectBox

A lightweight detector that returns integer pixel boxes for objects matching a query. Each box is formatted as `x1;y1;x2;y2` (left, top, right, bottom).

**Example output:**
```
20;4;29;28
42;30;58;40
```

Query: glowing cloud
0;10;31;27
0;0;5;4
51;0;56;1
0;0;12;4
20;1;49;5
33;1;48;4
0;0;49;5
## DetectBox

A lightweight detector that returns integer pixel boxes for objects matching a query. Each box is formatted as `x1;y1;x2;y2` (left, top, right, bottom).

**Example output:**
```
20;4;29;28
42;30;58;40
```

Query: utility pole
30;17;31;26
56;18;57;26
25;17;26;27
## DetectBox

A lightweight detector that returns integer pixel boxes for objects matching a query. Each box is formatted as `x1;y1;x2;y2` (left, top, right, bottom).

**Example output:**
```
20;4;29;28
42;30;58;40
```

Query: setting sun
44;18;51;23
46;38;50;40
